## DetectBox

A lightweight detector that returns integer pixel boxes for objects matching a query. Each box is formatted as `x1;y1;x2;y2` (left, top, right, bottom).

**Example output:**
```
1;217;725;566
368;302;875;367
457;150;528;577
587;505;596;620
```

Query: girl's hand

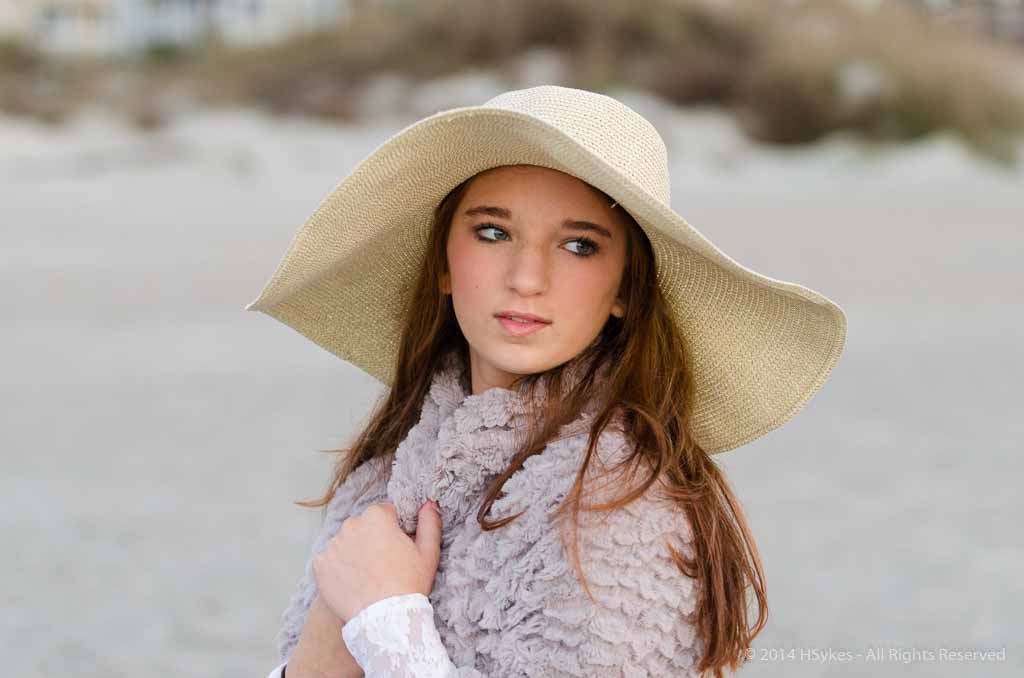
313;500;443;624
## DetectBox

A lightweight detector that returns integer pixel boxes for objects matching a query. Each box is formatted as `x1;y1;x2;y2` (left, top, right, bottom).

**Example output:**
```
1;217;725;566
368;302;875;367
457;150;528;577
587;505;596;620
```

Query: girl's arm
282;594;364;678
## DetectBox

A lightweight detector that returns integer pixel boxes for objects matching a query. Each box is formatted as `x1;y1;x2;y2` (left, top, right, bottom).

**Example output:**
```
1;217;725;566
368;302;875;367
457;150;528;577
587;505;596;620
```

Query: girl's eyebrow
464;205;511;219
462;205;614;240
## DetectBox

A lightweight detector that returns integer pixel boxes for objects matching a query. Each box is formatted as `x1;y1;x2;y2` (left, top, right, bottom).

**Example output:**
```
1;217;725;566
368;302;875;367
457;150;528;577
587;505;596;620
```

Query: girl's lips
497;316;550;336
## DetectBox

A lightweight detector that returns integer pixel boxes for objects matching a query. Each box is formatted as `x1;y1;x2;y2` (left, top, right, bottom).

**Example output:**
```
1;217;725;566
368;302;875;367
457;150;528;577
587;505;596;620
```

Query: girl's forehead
465;167;610;207
473;164;589;188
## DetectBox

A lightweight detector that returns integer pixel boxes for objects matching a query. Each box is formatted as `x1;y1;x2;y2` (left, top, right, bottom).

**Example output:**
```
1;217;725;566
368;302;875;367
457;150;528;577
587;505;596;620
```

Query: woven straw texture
244;85;847;454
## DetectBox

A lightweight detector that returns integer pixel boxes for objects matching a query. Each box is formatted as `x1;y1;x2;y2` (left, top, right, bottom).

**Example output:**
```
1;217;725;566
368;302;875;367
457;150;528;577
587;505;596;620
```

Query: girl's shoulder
483;421;695;577
496;420;681;518
317;455;393;547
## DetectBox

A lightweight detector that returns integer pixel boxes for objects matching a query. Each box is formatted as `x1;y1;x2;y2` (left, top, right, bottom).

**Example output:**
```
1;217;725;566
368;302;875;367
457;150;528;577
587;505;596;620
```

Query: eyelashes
472;224;601;258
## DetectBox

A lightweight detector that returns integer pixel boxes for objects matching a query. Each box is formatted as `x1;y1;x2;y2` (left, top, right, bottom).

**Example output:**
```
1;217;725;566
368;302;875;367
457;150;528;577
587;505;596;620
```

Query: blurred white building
0;1;115;54
0;0;353;55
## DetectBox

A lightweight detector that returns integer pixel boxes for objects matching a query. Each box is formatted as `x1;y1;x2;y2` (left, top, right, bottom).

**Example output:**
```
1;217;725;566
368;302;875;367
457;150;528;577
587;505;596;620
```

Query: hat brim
245;106;847;455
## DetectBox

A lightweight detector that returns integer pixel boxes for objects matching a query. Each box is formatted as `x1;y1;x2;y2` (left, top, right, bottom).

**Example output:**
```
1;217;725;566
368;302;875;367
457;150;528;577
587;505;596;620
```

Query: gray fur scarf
276;349;705;676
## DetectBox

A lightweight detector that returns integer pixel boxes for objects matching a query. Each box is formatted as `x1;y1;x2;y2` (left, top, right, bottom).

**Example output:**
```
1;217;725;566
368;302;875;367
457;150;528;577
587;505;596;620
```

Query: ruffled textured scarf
276;347;706;675
387;348;610;541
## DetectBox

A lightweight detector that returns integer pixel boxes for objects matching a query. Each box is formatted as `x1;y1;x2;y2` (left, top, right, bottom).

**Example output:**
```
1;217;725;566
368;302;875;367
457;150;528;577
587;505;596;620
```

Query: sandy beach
2;84;1021;676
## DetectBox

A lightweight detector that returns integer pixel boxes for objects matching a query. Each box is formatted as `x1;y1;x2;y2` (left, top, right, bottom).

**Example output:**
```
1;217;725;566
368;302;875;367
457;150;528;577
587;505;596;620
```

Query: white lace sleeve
341;593;458;677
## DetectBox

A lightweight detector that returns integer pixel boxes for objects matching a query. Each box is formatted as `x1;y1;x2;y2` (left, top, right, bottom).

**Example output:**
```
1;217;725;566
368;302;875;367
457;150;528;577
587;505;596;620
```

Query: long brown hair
297;167;767;676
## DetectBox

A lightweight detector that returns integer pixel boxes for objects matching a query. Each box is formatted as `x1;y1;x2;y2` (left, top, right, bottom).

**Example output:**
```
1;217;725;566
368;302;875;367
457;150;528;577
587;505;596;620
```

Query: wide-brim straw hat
244;85;847;455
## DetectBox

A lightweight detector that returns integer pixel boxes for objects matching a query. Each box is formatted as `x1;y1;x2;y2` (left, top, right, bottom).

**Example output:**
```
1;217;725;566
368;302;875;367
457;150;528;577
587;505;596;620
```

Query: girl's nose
505;246;550;295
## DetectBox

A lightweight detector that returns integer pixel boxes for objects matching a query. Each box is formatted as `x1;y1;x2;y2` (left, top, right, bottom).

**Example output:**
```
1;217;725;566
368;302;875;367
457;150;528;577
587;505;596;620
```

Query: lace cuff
341;593;458;677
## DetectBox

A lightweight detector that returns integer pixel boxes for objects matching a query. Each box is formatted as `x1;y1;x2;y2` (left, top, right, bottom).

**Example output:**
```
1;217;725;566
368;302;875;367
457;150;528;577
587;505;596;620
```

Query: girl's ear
440;273;451;295
611;298;625;318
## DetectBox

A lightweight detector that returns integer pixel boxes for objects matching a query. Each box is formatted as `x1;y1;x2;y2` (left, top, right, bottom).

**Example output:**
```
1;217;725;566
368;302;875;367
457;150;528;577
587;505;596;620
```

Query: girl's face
441;164;629;395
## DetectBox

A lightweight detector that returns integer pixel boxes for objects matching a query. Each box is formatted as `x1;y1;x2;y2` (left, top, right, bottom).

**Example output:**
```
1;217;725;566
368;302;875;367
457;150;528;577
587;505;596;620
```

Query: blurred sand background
2;1;1023;676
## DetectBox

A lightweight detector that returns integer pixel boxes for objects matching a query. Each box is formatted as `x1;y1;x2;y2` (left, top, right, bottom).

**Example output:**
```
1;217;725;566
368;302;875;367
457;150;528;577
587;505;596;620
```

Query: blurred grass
2;0;1023;163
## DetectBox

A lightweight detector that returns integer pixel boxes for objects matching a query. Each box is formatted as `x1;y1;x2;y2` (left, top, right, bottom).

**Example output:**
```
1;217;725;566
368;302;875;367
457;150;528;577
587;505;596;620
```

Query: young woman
246;86;848;677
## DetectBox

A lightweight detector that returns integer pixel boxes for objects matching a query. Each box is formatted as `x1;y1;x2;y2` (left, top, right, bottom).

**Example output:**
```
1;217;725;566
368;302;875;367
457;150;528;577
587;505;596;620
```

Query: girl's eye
474;224;509;242
473;224;600;258
565;238;599;257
